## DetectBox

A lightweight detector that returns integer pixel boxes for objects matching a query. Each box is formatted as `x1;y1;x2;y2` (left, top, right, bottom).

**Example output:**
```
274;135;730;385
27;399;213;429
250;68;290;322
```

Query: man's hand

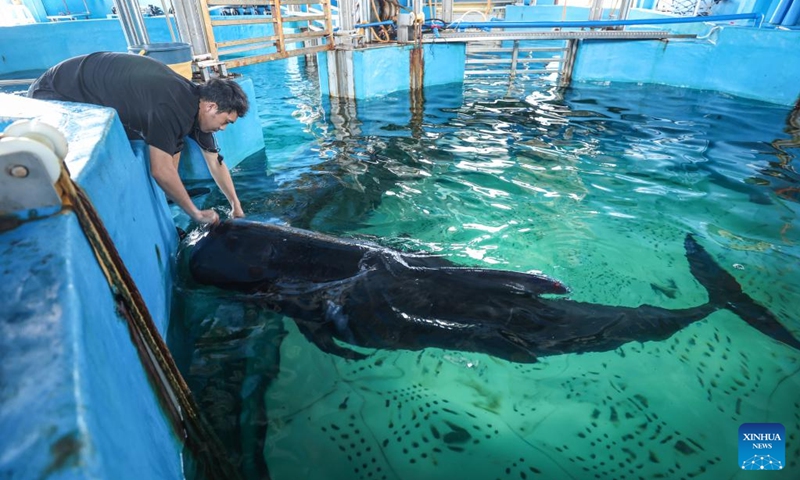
192;208;220;225
232;204;245;218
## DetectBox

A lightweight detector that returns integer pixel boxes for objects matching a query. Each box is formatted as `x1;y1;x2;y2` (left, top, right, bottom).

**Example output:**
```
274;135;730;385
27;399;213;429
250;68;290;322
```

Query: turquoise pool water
172;58;800;479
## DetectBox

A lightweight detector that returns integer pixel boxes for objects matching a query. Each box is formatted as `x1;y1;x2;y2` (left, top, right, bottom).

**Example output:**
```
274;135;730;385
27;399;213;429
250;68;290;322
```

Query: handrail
446;13;764;30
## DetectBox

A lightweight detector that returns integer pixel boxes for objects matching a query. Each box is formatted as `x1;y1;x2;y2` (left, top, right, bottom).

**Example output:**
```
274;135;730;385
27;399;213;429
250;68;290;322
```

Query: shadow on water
169;263;287;480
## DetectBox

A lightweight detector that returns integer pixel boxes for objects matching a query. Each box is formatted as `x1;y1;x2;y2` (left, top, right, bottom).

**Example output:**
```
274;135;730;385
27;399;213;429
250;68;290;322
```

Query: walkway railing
199;0;335;68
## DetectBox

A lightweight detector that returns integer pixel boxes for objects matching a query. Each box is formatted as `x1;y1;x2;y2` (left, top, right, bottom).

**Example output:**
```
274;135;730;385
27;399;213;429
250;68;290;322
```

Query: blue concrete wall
0;17;178;76
0;94;182;479
36;0;151;19
506;5;800;105
572;21;800;105
318;43;466;100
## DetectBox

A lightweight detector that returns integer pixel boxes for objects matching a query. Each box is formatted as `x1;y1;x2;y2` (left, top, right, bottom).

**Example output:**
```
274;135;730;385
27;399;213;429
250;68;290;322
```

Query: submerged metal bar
509;40;519;81
559;38;578;87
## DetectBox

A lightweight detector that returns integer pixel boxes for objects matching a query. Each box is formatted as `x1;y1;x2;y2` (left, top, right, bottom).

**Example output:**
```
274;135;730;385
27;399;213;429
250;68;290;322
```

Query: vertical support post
442;0;453;23
338;0;356;31
618;0;632;21
160;0;178;42
323;0;335;46
274;0;286;56
171;0;211;57
112;0;140;47
509;40;519;82
112;0;152;47
327;49;356;98
588;0;604;21
131;0;151;44
559;39;578;88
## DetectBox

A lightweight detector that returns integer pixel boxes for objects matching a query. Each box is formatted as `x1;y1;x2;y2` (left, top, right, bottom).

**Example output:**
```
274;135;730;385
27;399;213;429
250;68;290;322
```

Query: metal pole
338;0;356;31
131;0;151;45
559;39;578;88
161;0;178;42
588;0;604;21
171;0;210;55
618;0;632;22
113;0;141;47
509;40;519;81
442;0;453;23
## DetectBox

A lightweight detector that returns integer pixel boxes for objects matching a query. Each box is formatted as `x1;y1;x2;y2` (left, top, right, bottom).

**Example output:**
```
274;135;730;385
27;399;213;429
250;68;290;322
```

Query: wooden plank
217;35;279;48
211;18;276;26
223;43;332;68
219;43;278;56
198;0;218;58
200;0;332;67
281;14;326;23
283;30;330;40
273;0;286;54
321;0;334;48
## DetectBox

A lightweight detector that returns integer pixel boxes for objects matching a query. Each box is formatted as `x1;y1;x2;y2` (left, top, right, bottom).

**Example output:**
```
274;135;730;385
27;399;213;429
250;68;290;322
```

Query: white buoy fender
1;120;68;183
0;137;61;183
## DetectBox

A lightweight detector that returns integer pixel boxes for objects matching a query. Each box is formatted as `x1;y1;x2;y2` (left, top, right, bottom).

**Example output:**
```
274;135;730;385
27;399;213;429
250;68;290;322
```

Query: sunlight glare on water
173;57;800;480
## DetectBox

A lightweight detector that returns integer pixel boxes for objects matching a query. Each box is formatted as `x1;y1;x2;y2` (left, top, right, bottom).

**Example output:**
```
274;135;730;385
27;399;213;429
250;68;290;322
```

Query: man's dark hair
198;78;249;117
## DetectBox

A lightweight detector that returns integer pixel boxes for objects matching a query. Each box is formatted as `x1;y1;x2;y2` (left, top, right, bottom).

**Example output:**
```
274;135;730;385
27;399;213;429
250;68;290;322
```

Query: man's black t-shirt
28;52;211;155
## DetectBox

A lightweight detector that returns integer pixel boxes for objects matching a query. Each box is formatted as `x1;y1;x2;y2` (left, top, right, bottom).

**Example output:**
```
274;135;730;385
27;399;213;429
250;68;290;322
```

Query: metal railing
199;0;335;68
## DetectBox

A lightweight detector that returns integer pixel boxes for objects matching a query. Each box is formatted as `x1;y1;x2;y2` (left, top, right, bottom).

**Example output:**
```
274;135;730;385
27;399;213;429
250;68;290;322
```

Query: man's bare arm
201;149;244;218
149;145;219;224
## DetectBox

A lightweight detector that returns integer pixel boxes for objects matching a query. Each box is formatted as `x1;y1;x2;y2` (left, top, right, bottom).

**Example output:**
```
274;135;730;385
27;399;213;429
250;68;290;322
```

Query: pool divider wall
572;19;800;106
506;5;800;106
317;43;467;100
0;94;183;479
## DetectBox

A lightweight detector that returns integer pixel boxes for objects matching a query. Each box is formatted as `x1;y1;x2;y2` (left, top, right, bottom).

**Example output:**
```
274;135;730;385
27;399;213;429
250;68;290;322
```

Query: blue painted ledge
0;94;183;479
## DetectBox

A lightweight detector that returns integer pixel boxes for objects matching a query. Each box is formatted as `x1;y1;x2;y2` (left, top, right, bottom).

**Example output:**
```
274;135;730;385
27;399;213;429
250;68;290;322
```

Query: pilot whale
189;220;800;362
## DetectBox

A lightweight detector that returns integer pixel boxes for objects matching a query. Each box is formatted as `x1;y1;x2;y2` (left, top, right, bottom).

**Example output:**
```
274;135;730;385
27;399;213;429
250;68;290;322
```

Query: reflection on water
174;57;800;479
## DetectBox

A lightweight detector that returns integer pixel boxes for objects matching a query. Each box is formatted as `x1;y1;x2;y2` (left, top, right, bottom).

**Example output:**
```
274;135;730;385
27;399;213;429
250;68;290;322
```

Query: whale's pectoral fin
497;329;539;363
294;321;369;360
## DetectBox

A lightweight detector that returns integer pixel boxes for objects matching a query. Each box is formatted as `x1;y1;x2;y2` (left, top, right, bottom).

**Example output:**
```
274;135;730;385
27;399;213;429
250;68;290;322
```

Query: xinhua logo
738;423;785;471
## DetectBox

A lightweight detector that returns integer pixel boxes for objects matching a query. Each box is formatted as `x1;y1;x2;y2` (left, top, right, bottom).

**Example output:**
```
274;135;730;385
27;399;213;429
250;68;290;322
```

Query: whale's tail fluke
684;234;800;350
